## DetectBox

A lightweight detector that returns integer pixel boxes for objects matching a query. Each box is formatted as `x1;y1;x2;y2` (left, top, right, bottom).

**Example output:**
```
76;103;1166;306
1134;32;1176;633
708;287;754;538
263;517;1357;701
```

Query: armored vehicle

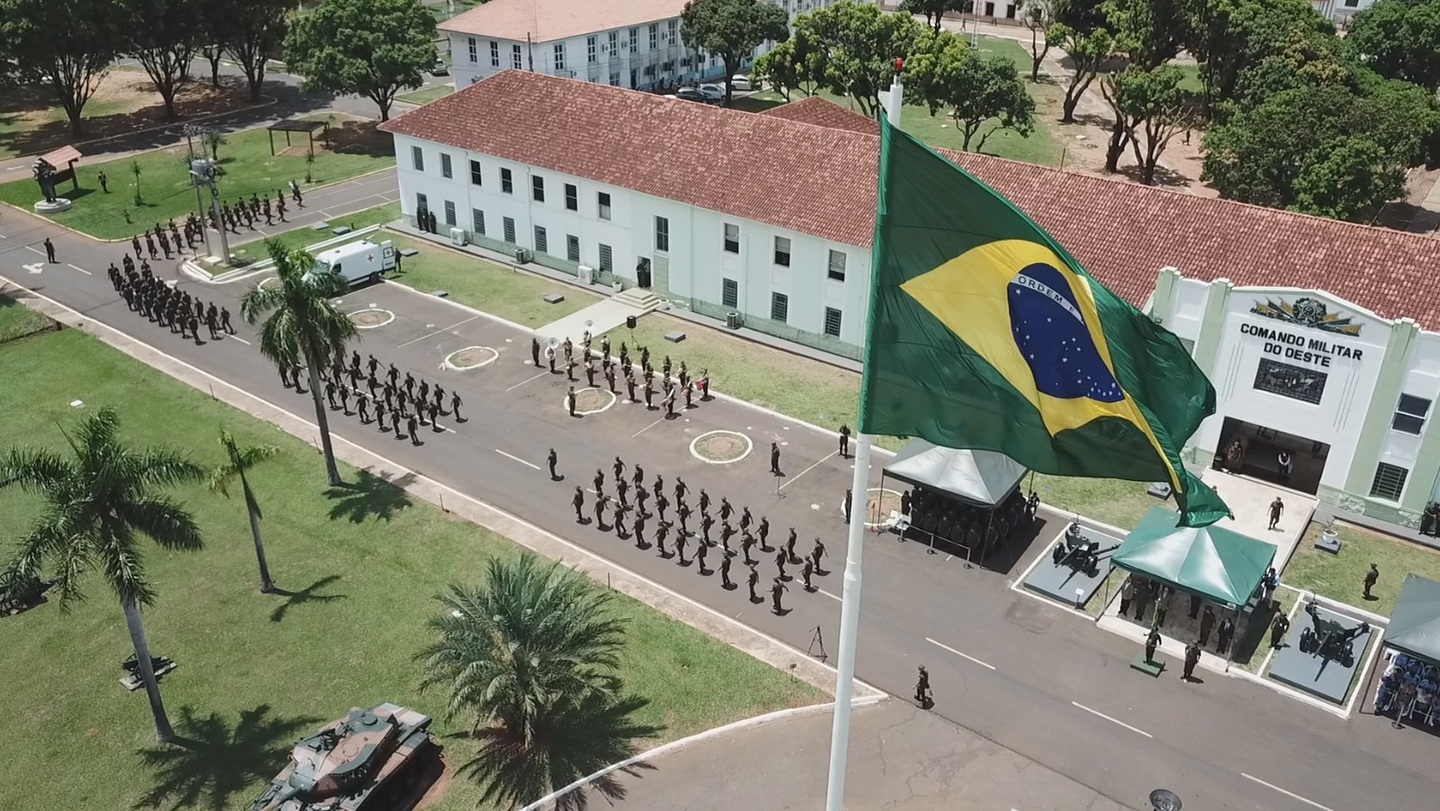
249;702;436;811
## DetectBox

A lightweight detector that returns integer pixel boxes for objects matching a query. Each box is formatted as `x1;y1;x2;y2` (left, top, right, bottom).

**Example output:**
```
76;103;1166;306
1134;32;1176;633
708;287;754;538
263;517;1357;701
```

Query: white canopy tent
883;440;1028;508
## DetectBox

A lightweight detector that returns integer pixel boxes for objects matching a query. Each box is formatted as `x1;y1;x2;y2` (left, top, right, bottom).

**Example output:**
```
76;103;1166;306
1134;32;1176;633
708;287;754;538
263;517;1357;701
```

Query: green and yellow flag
859;119;1230;527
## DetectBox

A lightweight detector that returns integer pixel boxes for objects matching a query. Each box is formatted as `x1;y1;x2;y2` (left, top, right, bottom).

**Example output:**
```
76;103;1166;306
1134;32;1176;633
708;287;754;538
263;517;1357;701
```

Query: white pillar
823;434;874;811
884;76;904;128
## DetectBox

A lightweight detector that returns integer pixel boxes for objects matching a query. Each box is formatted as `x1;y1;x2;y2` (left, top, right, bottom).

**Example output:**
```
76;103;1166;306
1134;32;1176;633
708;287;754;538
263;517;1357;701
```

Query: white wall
393;133;871;347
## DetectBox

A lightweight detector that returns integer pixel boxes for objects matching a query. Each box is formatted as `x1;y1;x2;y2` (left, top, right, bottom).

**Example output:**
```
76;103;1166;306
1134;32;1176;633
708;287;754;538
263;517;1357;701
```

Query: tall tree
905;31;1036;151
416;554;662;808
207;428;282;594
0;0;121;135
125;0;205;120
680;0;791;105
750;33;819;100
1185;0;1333;116
901;0;974;33
224;0;291;102
284;0;436;121
1020;0;1063;82
1103;0;1190;69
1345;0;1440;92
240;241;357;486
1099;65;1191;182
197;0;232;89
0;407;204;743
1047;23;1113;122
784;0;923;118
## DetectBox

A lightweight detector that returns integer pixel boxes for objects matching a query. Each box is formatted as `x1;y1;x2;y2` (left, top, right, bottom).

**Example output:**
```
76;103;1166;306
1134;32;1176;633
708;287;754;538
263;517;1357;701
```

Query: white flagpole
824;432;874;811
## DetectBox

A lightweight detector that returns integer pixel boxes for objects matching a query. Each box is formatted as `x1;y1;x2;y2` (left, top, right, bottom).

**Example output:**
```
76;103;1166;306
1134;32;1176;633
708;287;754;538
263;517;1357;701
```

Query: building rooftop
381;70;1440;331
440;0;685;43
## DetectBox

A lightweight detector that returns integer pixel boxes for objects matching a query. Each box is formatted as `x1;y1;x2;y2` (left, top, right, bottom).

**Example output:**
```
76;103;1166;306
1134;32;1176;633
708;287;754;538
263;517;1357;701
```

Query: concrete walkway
606;699;1129;811
1200;469;1316;568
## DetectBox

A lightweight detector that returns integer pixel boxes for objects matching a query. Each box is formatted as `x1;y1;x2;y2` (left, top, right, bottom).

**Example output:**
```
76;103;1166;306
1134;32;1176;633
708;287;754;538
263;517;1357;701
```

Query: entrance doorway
1215;418;1329;495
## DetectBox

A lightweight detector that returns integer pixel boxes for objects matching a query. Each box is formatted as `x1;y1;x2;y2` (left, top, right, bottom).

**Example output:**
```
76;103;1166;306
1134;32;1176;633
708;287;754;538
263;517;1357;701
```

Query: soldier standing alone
548;448;560;481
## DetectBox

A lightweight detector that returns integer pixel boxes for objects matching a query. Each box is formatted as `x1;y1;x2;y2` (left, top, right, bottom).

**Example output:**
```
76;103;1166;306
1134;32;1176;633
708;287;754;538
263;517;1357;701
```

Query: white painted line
228;335;251;345
778;450;838;492
926;637;997;671
495;449;541;471
631;416;666;438
24;245;43;256
1070;702;1152;738
1241;773;1334;811
505;370;549;391
397;313;482;348
817;588;841;603
66;263;92;275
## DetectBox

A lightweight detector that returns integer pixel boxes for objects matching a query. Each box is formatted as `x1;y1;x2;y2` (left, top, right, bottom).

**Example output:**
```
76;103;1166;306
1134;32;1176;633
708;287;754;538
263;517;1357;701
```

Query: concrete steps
613;287;663;314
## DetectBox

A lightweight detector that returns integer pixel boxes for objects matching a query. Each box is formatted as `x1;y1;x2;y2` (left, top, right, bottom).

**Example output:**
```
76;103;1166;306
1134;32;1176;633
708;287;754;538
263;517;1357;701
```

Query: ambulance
311;239;397;286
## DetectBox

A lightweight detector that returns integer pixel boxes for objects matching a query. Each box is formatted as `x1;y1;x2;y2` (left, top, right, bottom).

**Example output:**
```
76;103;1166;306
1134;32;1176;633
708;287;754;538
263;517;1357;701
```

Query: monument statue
32;159;58;203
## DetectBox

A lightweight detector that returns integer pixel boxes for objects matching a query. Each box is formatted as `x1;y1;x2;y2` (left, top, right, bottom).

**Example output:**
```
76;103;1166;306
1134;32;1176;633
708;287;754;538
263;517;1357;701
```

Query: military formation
564;453;826;615
107;254;233;343
205;189;296;234
281;349;464;445
535;331;711;418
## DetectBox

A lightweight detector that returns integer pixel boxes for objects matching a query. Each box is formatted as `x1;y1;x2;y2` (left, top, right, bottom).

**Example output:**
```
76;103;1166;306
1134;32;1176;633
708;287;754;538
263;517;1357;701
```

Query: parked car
730;74;753;91
697;83;726;101
675;87;711;103
430;59;449;76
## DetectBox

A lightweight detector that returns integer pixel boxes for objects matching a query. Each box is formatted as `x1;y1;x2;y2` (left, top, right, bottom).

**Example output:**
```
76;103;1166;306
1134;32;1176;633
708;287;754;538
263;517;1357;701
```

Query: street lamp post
182;124;214;260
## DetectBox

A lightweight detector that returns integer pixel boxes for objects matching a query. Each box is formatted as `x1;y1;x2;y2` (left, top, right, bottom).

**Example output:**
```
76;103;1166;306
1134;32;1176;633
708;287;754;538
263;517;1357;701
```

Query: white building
381;69;1440;529
1312;0;1377;25
440;0;849;90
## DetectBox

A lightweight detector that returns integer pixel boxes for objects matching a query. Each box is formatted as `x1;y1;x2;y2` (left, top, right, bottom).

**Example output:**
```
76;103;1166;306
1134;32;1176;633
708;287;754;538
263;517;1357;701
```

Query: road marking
24;245;43;255
926;637;997;671
1070;702;1151;738
228;335;251;345
817;588;841;602
495;449;540;471
398;314;482;348
778;450;838;492
631;416;667;438
66;263;92;275
24;263;44;274
505;370;549;391
1240;774;1334;811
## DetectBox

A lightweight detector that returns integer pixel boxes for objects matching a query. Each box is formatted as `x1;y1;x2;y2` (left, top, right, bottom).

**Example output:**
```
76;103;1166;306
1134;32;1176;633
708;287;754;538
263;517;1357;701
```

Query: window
649;23;658;50
773;236;791;267
468;37;477;63
723;223;740;253
415;192;427;212
472;208;486;235
564;183;578;211
532;174;545;202
534;226;548;254
567;234;580;263
1253;359;1326;405
440;152;452;179
469;159;483;185
722;278;738;308
655;216;670;252
598;243;613;272
410;145;424;171
771;292;788;323
1179;337;1196;354
608;31;619;54
1370;462;1409;501
490;41;500;67
827;249;846;281
824;307;842;337
500;168;513;194
553;42;565;71
598;191;612;220
668;19;677;41
587;36;597;64
511;43;523;70
1393;394;1432;435
443;200;456;226
609;72;621;86
1343;0;1360;6
628;28;638;53
502;216;516;244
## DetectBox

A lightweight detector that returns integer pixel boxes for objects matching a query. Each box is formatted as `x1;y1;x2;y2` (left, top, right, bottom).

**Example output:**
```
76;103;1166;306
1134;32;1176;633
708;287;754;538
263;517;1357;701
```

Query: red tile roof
381;71;1440;330
440;0;685;43
758;95;879;135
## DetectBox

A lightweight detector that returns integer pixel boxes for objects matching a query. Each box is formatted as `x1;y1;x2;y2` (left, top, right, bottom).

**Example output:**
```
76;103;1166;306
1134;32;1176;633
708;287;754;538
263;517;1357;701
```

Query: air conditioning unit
577;264;594;285
449;227;467;247
726;311;742;330
515;247;533;264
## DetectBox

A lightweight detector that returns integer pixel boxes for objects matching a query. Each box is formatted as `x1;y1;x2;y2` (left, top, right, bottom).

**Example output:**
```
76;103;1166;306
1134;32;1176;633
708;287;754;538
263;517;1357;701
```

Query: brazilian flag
859;119;1231;527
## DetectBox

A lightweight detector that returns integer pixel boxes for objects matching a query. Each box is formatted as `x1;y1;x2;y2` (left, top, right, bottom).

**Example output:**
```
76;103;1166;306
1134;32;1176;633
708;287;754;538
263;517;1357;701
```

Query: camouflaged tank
249;703;436;811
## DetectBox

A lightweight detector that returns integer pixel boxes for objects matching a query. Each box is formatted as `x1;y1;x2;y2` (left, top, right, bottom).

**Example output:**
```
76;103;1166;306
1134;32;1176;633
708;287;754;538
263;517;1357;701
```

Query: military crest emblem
1250;297;1362;336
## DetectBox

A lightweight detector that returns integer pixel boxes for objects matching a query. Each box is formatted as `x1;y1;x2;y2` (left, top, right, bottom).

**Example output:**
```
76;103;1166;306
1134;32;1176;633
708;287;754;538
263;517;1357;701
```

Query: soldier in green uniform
747;564;760;603
695;537;709;572
720;551;734;588
633;511;647;548
573;487;585;522
655;520;671;557
701;513;716;545
775;548;789;581
548;448;559;480
655;492;670;522
675;530;688;565
771;578;788;614
802;558;815;592
593;469;606;497
811;539;827;574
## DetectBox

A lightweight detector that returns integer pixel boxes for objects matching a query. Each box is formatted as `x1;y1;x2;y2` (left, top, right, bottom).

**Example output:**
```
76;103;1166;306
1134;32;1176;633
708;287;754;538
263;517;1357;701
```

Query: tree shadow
132;703;319;811
324;119;397;158
1117;163;1193;189
325;469;414;523
269;574;346;623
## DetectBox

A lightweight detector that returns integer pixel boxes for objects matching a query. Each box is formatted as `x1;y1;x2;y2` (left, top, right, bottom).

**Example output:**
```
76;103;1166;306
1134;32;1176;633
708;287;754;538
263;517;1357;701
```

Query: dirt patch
323;117;397;158
865;489;901;523
0;70;265;160
349;309;393;328
694;431;750;463
446;347;498;369
575;388;611;411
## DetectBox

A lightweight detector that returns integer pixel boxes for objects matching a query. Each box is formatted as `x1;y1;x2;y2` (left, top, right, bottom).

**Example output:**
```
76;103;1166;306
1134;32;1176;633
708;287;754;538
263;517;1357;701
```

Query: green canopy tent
1386;574;1440;667
1113;507;1277;610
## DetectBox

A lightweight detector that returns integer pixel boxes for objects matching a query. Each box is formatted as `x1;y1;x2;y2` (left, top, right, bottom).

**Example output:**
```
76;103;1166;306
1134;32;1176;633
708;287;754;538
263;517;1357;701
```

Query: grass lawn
0;292;57;344
1281;521;1440;617
0;328;823;811
398;85;455;106
228;202;405;263
0;119;396;241
388;234;595;326
1031;474;1162;531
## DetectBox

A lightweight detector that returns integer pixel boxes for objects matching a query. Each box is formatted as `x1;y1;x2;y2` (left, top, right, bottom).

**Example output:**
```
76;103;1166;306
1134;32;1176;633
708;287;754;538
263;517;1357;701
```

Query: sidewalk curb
519;696;889;811
1;275;883;705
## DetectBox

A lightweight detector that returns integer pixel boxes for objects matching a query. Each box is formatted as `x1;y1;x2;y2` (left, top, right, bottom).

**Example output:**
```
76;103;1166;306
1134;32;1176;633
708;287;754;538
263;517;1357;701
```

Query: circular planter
690;430;753;465
444;346;499;370
348;308;394;329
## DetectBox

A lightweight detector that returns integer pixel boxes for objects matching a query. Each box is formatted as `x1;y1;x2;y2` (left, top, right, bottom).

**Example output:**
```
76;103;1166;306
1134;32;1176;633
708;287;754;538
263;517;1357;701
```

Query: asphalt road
2;201;1436;811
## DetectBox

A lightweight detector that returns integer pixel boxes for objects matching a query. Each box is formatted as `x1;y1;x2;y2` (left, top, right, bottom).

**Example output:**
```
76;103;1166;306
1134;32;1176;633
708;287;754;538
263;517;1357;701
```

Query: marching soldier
612;499;628;537
655;520;671;557
418;379;430;405
367;354;380;376
720;497;734;522
695;538;709;572
632;511;647;548
433;385;446;413
548;448;559;480
674;529;688;565
802;558;815;592
389;408;403;437
720;551;734;589
594;492;609;528
616;478;629;506
635;487;649;516
357;396;371;424
701;513;715;546
404;372;416;399
811;538;827;573
450;391;464;421
677;502;692;536
655;492;670;523
613;456;625;485
324;380;338;409
428;400;441;430
220;307;234;334
406;413;420;445
188;313;202;344
387;363;400;387
786;527;799;562
758;517;771;550
698;488;710;515
776;548;789;581
740;507;753;532
338;385;351;414
741;529;757;565
374;400;388;431
771;578;787;614
594;469;606;496
747;565;760;603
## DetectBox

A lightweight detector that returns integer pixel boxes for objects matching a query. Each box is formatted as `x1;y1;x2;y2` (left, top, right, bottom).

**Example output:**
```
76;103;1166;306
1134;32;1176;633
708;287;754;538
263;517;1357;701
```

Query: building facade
442;0;849;90
1311;0;1377;25
1151;270;1440;526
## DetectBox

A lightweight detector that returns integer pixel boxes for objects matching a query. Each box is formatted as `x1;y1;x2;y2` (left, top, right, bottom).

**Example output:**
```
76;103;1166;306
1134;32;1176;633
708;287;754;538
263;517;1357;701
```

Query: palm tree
0;407;204;743
416;554;661;809
240;240;356;486
207;428;282;593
